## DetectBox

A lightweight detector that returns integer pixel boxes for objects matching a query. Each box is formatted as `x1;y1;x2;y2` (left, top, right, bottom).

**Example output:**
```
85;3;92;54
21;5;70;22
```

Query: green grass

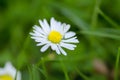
114;48;120;80
0;0;120;80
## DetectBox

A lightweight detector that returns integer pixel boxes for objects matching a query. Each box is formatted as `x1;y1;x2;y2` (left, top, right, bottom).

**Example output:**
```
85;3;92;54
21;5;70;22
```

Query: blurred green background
0;0;120;80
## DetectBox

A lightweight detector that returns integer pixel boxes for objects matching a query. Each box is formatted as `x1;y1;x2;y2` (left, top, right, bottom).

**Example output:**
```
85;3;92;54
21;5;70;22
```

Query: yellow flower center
48;30;62;43
0;74;13;80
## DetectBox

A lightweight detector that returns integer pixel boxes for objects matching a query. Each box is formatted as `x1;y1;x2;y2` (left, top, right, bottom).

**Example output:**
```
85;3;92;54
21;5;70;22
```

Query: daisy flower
0;62;21;80
30;17;79;55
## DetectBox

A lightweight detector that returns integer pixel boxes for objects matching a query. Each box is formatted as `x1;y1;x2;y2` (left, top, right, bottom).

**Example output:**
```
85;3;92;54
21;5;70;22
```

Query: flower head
0;62;21;80
30;17;79;55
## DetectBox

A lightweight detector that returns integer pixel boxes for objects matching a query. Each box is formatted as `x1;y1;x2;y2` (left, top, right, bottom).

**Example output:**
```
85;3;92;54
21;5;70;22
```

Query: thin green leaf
81;30;120;40
91;0;101;29
98;9;120;29
60;59;70;80
76;67;89;80
114;47;120;80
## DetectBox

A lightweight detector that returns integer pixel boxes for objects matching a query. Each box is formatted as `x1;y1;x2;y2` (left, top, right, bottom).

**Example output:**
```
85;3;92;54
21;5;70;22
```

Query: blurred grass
0;0;120;80
114;48;120;80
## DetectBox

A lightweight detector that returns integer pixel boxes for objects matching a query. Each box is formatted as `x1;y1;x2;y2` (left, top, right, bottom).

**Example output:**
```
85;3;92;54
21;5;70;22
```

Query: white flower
0;62;21;80
30;17;79;55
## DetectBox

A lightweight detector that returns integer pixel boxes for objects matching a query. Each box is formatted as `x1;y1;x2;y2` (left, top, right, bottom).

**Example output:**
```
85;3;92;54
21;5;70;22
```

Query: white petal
60;42;76;50
39;20;49;34
16;71;21;80
37;43;45;46
51;44;60;54
62;37;79;43
41;44;50;52
51;44;56;50
63;24;70;33
31;37;47;43
55;45;61;54
55;22;62;32
43;19;50;33
58;46;67;55
58;22;64;35
50;17;57;30
30;32;46;38
32;30;45;38
62;39;79;43
36;41;49;46
33;25;46;35
64;31;76;38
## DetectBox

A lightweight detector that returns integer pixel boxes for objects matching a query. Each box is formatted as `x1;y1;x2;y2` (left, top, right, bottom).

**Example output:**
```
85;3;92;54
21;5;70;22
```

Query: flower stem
41;58;48;80
60;59;70;80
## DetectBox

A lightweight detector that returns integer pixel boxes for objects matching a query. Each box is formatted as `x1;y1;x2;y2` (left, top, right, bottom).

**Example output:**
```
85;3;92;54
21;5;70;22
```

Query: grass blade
76;67;89;80
98;9;120;29
60;59;70;80
114;47;120;80
81;30;120;40
91;0;101;29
